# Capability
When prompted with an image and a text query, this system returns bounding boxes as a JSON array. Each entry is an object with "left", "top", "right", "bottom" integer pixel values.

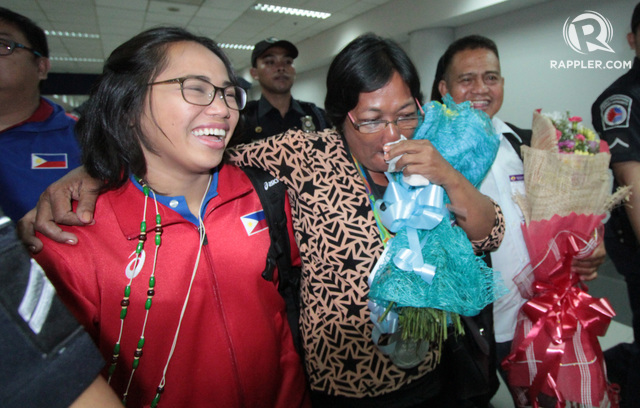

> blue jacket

[{"left": 0, "top": 98, "right": 81, "bottom": 222}]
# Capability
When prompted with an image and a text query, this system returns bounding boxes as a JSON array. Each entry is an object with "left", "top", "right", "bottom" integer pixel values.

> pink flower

[
  {"left": 576, "top": 134, "right": 585, "bottom": 141},
  {"left": 588, "top": 140, "right": 600, "bottom": 153},
  {"left": 556, "top": 129, "right": 562, "bottom": 140},
  {"left": 568, "top": 116, "right": 582, "bottom": 122},
  {"left": 558, "top": 140, "right": 576, "bottom": 152}
]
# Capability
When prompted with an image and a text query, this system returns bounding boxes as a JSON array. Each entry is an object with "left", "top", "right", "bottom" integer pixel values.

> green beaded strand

[
  {"left": 129, "top": 209, "right": 162, "bottom": 375},
  {"left": 107, "top": 343, "right": 120, "bottom": 379},
  {"left": 155, "top": 214, "right": 162, "bottom": 246},
  {"left": 108, "top": 282, "right": 132, "bottom": 383},
  {"left": 147, "top": 210, "right": 165, "bottom": 405},
  {"left": 109, "top": 177, "right": 155, "bottom": 402},
  {"left": 111, "top": 178, "right": 170, "bottom": 406},
  {"left": 150, "top": 386, "right": 164, "bottom": 408}
]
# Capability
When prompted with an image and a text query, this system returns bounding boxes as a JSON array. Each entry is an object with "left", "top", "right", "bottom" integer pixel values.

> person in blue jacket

[{"left": 0, "top": 7, "right": 81, "bottom": 222}]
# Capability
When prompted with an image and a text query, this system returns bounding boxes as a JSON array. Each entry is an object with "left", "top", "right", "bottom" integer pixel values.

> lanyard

[{"left": 352, "top": 155, "right": 393, "bottom": 247}]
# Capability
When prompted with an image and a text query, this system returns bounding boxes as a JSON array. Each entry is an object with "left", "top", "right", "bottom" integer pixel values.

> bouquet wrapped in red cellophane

[{"left": 502, "top": 111, "right": 630, "bottom": 408}]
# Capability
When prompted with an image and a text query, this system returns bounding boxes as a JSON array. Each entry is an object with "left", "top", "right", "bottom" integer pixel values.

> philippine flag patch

[
  {"left": 31, "top": 153, "right": 69, "bottom": 169},
  {"left": 601, "top": 94, "right": 631, "bottom": 130},
  {"left": 241, "top": 210, "right": 268, "bottom": 236}
]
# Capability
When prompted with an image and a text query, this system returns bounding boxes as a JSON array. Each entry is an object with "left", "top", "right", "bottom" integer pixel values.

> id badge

[
  {"left": 509, "top": 174, "right": 526, "bottom": 196},
  {"left": 509, "top": 173, "right": 526, "bottom": 220}
]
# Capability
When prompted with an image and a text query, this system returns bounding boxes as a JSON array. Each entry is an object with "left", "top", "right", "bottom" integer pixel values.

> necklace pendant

[{"left": 125, "top": 250, "right": 146, "bottom": 279}]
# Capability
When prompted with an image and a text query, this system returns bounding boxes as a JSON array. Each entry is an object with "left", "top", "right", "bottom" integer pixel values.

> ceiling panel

[
  {"left": 94, "top": 0, "right": 149, "bottom": 10},
  {"left": 3, "top": 0, "right": 398, "bottom": 73},
  {"left": 147, "top": 1, "right": 199, "bottom": 15},
  {"left": 200, "top": 0, "right": 253, "bottom": 10}
]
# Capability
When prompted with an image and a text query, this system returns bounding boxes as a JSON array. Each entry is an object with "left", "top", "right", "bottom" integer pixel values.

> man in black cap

[
  {"left": 591, "top": 3, "right": 640, "bottom": 407},
  {"left": 230, "top": 37, "right": 330, "bottom": 146}
]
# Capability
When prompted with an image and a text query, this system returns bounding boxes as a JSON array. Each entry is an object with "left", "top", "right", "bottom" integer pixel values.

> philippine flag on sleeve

[
  {"left": 31, "top": 153, "right": 69, "bottom": 169},
  {"left": 241, "top": 210, "right": 268, "bottom": 236}
]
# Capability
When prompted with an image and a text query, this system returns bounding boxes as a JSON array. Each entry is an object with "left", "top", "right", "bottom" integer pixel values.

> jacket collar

[
  {"left": 111, "top": 163, "right": 253, "bottom": 239},
  {"left": 256, "top": 94, "right": 305, "bottom": 119}
]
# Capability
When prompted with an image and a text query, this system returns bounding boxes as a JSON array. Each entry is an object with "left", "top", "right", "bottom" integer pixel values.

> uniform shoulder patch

[{"left": 600, "top": 94, "right": 632, "bottom": 130}]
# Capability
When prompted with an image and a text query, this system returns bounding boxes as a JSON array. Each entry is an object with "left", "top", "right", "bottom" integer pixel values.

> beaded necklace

[{"left": 109, "top": 176, "right": 210, "bottom": 407}]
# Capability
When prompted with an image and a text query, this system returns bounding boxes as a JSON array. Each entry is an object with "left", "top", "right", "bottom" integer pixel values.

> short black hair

[
  {"left": 430, "top": 35, "right": 499, "bottom": 102},
  {"left": 325, "top": 33, "right": 422, "bottom": 133},
  {"left": 77, "top": 26, "right": 239, "bottom": 192},
  {"left": 0, "top": 7, "right": 48, "bottom": 57},
  {"left": 632, "top": 2, "right": 640, "bottom": 34}
]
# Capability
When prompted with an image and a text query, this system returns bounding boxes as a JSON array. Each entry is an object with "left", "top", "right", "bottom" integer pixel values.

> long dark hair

[
  {"left": 77, "top": 26, "right": 239, "bottom": 191},
  {"left": 325, "top": 33, "right": 422, "bottom": 133}
]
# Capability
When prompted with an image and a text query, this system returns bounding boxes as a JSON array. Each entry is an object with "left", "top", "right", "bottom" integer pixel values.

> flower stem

[{"left": 378, "top": 301, "right": 395, "bottom": 323}]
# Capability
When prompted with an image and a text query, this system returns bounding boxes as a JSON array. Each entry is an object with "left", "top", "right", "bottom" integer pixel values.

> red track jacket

[{"left": 35, "top": 164, "right": 309, "bottom": 408}]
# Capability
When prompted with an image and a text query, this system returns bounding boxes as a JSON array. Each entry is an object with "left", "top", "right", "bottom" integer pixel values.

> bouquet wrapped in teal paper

[{"left": 368, "top": 94, "right": 506, "bottom": 367}]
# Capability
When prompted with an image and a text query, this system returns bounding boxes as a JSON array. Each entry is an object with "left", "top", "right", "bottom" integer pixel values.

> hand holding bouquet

[
  {"left": 368, "top": 95, "right": 506, "bottom": 368},
  {"left": 504, "top": 111, "right": 629, "bottom": 408}
]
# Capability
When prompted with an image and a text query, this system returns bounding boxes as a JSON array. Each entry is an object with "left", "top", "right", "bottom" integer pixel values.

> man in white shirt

[{"left": 433, "top": 34, "right": 605, "bottom": 402}]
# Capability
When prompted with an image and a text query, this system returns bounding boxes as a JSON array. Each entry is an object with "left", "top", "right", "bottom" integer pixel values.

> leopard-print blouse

[{"left": 227, "top": 129, "right": 505, "bottom": 398}]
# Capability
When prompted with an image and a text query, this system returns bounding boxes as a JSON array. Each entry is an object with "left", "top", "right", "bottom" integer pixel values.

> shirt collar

[
  {"left": 2, "top": 97, "right": 54, "bottom": 132},
  {"left": 129, "top": 170, "right": 220, "bottom": 226},
  {"left": 289, "top": 98, "right": 306, "bottom": 115},
  {"left": 492, "top": 116, "right": 522, "bottom": 143},
  {"left": 256, "top": 95, "right": 305, "bottom": 118}
]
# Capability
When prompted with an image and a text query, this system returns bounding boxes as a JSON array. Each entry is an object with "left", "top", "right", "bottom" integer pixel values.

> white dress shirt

[{"left": 480, "top": 117, "right": 531, "bottom": 343}]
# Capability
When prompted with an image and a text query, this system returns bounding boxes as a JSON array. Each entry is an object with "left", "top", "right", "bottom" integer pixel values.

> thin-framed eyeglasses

[
  {"left": 147, "top": 76, "right": 247, "bottom": 111},
  {"left": 348, "top": 99, "right": 425, "bottom": 134},
  {"left": 0, "top": 39, "right": 43, "bottom": 57}
]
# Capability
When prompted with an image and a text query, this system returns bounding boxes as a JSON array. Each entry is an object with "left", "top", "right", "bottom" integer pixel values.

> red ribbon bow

[{"left": 503, "top": 259, "right": 615, "bottom": 407}]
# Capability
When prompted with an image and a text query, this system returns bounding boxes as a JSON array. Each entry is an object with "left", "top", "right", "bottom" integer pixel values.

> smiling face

[
  {"left": 438, "top": 47, "right": 504, "bottom": 119},
  {"left": 342, "top": 71, "right": 418, "bottom": 178},
  {"left": 141, "top": 41, "right": 238, "bottom": 181}
]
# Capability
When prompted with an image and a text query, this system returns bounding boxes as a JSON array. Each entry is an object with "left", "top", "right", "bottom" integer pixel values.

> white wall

[
  {"left": 292, "top": 64, "right": 330, "bottom": 108},
  {"left": 291, "top": 0, "right": 636, "bottom": 131},
  {"left": 455, "top": 0, "right": 636, "bottom": 128}
]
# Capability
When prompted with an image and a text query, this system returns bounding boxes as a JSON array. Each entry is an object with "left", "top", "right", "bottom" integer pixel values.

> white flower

[{"left": 541, "top": 111, "right": 564, "bottom": 123}]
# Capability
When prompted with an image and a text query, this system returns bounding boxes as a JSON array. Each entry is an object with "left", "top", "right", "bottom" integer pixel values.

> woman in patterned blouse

[{"left": 227, "top": 33, "right": 504, "bottom": 408}]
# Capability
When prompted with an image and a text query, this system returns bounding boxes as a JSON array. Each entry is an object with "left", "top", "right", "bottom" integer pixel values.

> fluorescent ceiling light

[
  {"left": 45, "top": 30, "right": 100, "bottom": 39},
  {"left": 50, "top": 94, "right": 88, "bottom": 109},
  {"left": 218, "top": 43, "right": 254, "bottom": 50},
  {"left": 254, "top": 3, "right": 331, "bottom": 19},
  {"left": 50, "top": 56, "right": 104, "bottom": 63}
]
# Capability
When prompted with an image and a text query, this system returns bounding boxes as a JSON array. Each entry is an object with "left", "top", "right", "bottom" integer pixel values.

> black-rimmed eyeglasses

[
  {"left": 0, "top": 40, "right": 43, "bottom": 57},
  {"left": 148, "top": 76, "right": 247, "bottom": 111}
]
